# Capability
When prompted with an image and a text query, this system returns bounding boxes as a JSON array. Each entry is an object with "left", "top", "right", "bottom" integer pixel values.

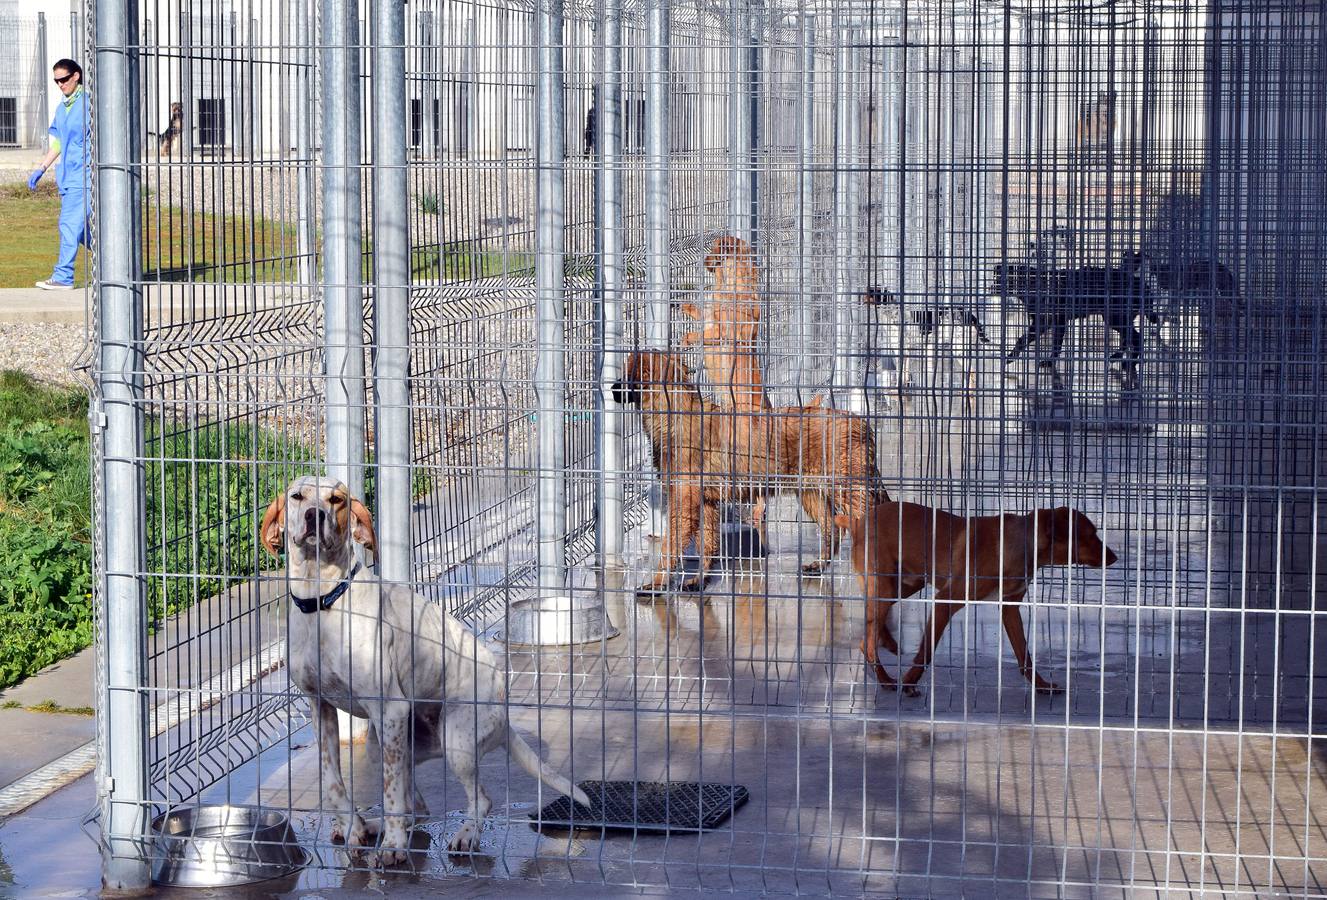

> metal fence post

[
  {"left": 645, "top": 0, "right": 670, "bottom": 349},
  {"left": 845, "top": 35, "right": 864, "bottom": 410},
  {"left": 37, "top": 13, "right": 49, "bottom": 148},
  {"left": 179, "top": 1, "right": 192, "bottom": 157},
  {"left": 295, "top": 0, "right": 314, "bottom": 286},
  {"left": 95, "top": 0, "right": 150, "bottom": 888},
  {"left": 321, "top": 0, "right": 365, "bottom": 502},
  {"left": 644, "top": 0, "right": 670, "bottom": 538},
  {"left": 596, "top": 0, "right": 625, "bottom": 569},
  {"left": 69, "top": 3, "right": 82, "bottom": 65},
  {"left": 420, "top": 11, "right": 437, "bottom": 159},
  {"left": 322, "top": 0, "right": 367, "bottom": 742},
  {"left": 728, "top": 0, "right": 757, "bottom": 243},
  {"left": 535, "top": 0, "right": 568, "bottom": 596},
  {"left": 831, "top": 16, "right": 861, "bottom": 408},
  {"left": 370, "top": 0, "right": 412, "bottom": 587},
  {"left": 797, "top": 13, "right": 815, "bottom": 395}
]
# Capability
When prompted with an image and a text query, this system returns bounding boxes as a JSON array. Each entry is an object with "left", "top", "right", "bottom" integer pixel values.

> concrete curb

[{"left": 0, "top": 641, "right": 287, "bottom": 819}]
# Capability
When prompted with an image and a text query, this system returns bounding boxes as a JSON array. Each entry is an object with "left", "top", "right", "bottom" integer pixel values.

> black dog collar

[{"left": 291, "top": 563, "right": 361, "bottom": 615}]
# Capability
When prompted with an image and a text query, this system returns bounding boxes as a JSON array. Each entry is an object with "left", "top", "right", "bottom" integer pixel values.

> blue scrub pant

[{"left": 52, "top": 188, "right": 88, "bottom": 285}]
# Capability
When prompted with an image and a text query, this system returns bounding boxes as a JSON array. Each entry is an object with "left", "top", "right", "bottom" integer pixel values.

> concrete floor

[{"left": 57, "top": 546, "right": 1323, "bottom": 897}]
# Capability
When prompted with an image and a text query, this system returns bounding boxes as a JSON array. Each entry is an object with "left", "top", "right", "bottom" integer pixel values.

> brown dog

[
  {"left": 612, "top": 349, "right": 886, "bottom": 592},
  {"left": 677, "top": 236, "right": 769, "bottom": 411},
  {"left": 158, "top": 101, "right": 183, "bottom": 156},
  {"left": 835, "top": 502, "right": 1118, "bottom": 694}
]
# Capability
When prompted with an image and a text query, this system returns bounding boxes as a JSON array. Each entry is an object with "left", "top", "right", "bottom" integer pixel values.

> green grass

[
  {"left": 0, "top": 371, "right": 318, "bottom": 689},
  {"left": 406, "top": 240, "right": 534, "bottom": 281},
  {"left": 141, "top": 202, "right": 299, "bottom": 283},
  {"left": 145, "top": 421, "right": 314, "bottom": 622},
  {"left": 0, "top": 183, "right": 298, "bottom": 288},
  {"left": 21, "top": 699, "right": 95, "bottom": 716},
  {"left": 0, "top": 371, "right": 94, "bottom": 689}
]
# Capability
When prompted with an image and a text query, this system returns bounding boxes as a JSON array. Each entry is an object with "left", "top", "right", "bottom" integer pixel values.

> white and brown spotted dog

[{"left": 261, "top": 475, "right": 589, "bottom": 864}]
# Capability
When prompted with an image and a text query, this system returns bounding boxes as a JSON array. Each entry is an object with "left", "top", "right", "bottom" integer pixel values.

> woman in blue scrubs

[{"left": 28, "top": 58, "right": 89, "bottom": 291}]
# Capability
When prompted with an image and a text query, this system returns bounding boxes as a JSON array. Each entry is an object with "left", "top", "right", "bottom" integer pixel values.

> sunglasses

[{"left": 54, "top": 73, "right": 75, "bottom": 85}]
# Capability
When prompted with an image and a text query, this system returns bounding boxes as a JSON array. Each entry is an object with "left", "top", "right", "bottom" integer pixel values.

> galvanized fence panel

[{"left": 88, "top": 0, "right": 1326, "bottom": 894}]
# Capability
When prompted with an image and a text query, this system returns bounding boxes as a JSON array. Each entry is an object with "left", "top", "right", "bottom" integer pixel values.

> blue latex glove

[{"left": 27, "top": 168, "right": 43, "bottom": 191}]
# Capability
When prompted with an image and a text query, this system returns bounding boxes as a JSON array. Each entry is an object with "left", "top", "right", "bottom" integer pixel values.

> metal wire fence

[
  {"left": 0, "top": 13, "right": 50, "bottom": 148},
  {"left": 86, "top": 0, "right": 1325, "bottom": 894}
]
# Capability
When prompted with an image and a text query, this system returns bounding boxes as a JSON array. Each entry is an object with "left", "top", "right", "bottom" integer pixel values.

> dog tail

[{"left": 507, "top": 726, "right": 592, "bottom": 807}]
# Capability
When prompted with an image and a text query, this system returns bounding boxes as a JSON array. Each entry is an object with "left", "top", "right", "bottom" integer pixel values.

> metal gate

[{"left": 88, "top": 0, "right": 1326, "bottom": 894}]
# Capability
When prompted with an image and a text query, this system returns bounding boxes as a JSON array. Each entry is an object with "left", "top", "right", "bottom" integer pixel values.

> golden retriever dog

[
  {"left": 677, "top": 235, "right": 769, "bottom": 411},
  {"left": 611, "top": 350, "right": 887, "bottom": 592}
]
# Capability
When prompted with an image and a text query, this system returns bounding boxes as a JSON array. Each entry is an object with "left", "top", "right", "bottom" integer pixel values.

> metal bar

[
  {"left": 844, "top": 34, "right": 863, "bottom": 410},
  {"left": 728, "top": 0, "right": 757, "bottom": 242},
  {"left": 295, "top": 0, "right": 314, "bottom": 286},
  {"left": 644, "top": 0, "right": 670, "bottom": 349},
  {"left": 596, "top": 0, "right": 625, "bottom": 569},
  {"left": 535, "top": 0, "right": 567, "bottom": 596},
  {"left": 37, "top": 13, "right": 49, "bottom": 141},
  {"left": 370, "top": 0, "right": 412, "bottom": 586},
  {"left": 832, "top": 13, "right": 853, "bottom": 403},
  {"left": 69, "top": 4, "right": 80, "bottom": 63},
  {"left": 95, "top": 0, "right": 150, "bottom": 887},
  {"left": 797, "top": 12, "right": 815, "bottom": 397},
  {"left": 321, "top": 0, "right": 365, "bottom": 501},
  {"left": 179, "top": 0, "right": 192, "bottom": 157},
  {"left": 644, "top": 0, "right": 670, "bottom": 540}
]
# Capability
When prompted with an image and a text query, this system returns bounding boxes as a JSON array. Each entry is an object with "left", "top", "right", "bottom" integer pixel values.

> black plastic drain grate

[{"left": 529, "top": 781, "right": 750, "bottom": 835}]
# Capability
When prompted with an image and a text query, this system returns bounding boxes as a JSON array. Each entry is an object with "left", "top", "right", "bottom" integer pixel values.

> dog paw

[
  {"left": 800, "top": 560, "right": 826, "bottom": 576},
  {"left": 1036, "top": 681, "right": 1064, "bottom": 695},
  {"left": 896, "top": 683, "right": 922, "bottom": 698},
  {"left": 677, "top": 576, "right": 706, "bottom": 593},
  {"left": 447, "top": 822, "right": 483, "bottom": 854},
  {"left": 331, "top": 815, "right": 367, "bottom": 846},
  {"left": 373, "top": 828, "right": 411, "bottom": 866}
]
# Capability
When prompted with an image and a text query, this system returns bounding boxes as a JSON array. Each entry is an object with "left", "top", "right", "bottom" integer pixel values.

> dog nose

[
  {"left": 1104, "top": 546, "right": 1119, "bottom": 566},
  {"left": 305, "top": 507, "right": 327, "bottom": 534}
]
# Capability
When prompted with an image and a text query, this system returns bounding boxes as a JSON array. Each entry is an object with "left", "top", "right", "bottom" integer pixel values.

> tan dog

[
  {"left": 612, "top": 350, "right": 887, "bottom": 591},
  {"left": 677, "top": 236, "right": 769, "bottom": 411},
  {"left": 260, "top": 476, "right": 589, "bottom": 863},
  {"left": 835, "top": 502, "right": 1118, "bottom": 695}
]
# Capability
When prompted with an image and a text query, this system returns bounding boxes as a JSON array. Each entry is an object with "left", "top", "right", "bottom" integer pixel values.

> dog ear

[
  {"left": 1034, "top": 508, "right": 1055, "bottom": 555},
  {"left": 259, "top": 492, "right": 287, "bottom": 557},
  {"left": 1036, "top": 507, "right": 1074, "bottom": 558},
  {"left": 833, "top": 513, "right": 854, "bottom": 530},
  {"left": 349, "top": 497, "right": 378, "bottom": 554}
]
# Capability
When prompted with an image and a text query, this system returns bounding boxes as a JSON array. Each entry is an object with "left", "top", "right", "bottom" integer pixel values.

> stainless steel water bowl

[
  {"left": 151, "top": 805, "right": 307, "bottom": 887},
  {"left": 502, "top": 595, "right": 620, "bottom": 646}
]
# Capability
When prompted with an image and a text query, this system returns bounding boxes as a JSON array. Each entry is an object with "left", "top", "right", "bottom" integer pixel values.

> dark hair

[{"left": 53, "top": 59, "right": 83, "bottom": 82}]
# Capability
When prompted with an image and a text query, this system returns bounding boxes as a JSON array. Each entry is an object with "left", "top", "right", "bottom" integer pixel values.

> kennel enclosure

[{"left": 82, "top": 0, "right": 1327, "bottom": 893}]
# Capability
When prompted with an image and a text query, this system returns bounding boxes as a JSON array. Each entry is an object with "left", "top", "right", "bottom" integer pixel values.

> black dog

[
  {"left": 993, "top": 263, "right": 1158, "bottom": 382},
  {"left": 862, "top": 287, "right": 992, "bottom": 344},
  {"left": 1121, "top": 250, "right": 1237, "bottom": 299}
]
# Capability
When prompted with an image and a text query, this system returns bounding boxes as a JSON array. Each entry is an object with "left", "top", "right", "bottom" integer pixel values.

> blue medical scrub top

[{"left": 48, "top": 86, "right": 89, "bottom": 195}]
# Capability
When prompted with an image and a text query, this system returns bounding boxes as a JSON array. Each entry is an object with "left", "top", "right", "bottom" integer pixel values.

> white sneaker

[{"left": 35, "top": 279, "right": 76, "bottom": 291}]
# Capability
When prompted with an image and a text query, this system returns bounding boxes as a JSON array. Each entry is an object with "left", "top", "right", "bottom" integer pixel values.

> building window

[
  {"left": 197, "top": 98, "right": 226, "bottom": 147},
  {"left": 410, "top": 97, "right": 442, "bottom": 153},
  {"left": 0, "top": 98, "right": 16, "bottom": 147}
]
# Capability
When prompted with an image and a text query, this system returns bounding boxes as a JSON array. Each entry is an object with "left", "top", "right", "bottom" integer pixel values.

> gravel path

[{"left": 0, "top": 323, "right": 89, "bottom": 389}]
